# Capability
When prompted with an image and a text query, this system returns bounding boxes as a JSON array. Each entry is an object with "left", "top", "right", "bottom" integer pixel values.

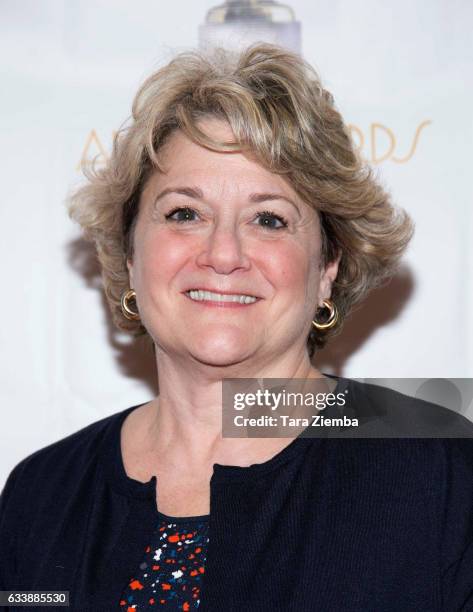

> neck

[{"left": 138, "top": 343, "right": 326, "bottom": 470}]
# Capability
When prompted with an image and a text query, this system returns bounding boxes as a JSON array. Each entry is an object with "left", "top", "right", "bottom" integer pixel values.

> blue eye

[
  {"left": 165, "top": 207, "right": 198, "bottom": 223},
  {"left": 254, "top": 210, "right": 288, "bottom": 230}
]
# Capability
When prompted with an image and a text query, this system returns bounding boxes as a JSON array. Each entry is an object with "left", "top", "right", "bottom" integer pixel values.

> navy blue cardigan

[{"left": 1, "top": 378, "right": 473, "bottom": 611}]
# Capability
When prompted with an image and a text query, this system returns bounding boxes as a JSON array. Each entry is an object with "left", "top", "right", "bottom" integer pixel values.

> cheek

[
  {"left": 258, "top": 240, "right": 319, "bottom": 294},
  {"left": 133, "top": 230, "right": 190, "bottom": 289}
]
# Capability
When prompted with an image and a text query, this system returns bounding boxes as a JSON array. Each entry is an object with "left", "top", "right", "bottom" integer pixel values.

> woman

[{"left": 1, "top": 43, "right": 472, "bottom": 611}]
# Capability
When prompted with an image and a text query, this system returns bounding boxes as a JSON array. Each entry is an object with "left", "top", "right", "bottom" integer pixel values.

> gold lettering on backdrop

[
  {"left": 391, "top": 120, "right": 432, "bottom": 163},
  {"left": 347, "top": 120, "right": 432, "bottom": 164},
  {"left": 347, "top": 124, "right": 364, "bottom": 152},
  {"left": 76, "top": 130, "right": 110, "bottom": 171},
  {"left": 370, "top": 123, "right": 396, "bottom": 164},
  {"left": 78, "top": 123, "right": 432, "bottom": 170}
]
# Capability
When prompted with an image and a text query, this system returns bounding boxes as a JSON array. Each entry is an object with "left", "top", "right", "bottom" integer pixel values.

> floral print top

[{"left": 119, "top": 512, "right": 210, "bottom": 610}]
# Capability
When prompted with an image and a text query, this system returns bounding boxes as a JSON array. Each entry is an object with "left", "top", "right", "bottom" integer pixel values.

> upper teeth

[{"left": 187, "top": 290, "right": 257, "bottom": 304}]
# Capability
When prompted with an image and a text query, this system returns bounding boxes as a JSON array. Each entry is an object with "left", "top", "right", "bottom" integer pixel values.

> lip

[
  {"left": 182, "top": 288, "right": 262, "bottom": 308},
  {"left": 182, "top": 287, "right": 262, "bottom": 298}
]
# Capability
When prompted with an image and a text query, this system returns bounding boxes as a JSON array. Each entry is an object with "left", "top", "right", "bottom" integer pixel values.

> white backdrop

[{"left": 1, "top": 0, "right": 472, "bottom": 486}]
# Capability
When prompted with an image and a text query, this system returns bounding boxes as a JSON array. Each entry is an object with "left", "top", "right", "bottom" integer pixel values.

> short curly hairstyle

[{"left": 68, "top": 43, "right": 413, "bottom": 358}]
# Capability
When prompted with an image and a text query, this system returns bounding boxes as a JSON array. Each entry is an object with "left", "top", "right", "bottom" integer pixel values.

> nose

[{"left": 195, "top": 222, "right": 251, "bottom": 274}]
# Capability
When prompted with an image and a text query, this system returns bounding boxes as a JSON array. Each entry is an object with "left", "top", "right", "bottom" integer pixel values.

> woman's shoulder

[
  {"left": 0, "top": 404, "right": 142, "bottom": 590},
  {"left": 317, "top": 377, "right": 473, "bottom": 497},
  {"left": 339, "top": 377, "right": 473, "bottom": 439},
  {"left": 1, "top": 404, "right": 140, "bottom": 502}
]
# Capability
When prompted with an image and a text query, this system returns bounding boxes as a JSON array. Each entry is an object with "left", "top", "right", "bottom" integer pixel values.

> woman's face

[{"left": 128, "top": 118, "right": 339, "bottom": 367}]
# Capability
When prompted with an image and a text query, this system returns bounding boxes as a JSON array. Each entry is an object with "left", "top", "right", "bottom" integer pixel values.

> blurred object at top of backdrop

[{"left": 199, "top": 0, "right": 301, "bottom": 53}]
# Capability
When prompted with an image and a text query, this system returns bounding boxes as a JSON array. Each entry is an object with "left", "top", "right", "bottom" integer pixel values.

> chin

[{"left": 186, "top": 328, "right": 254, "bottom": 367}]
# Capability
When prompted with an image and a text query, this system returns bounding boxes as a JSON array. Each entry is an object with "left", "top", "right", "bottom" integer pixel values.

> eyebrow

[
  {"left": 153, "top": 186, "right": 301, "bottom": 215},
  {"left": 154, "top": 186, "right": 204, "bottom": 202}
]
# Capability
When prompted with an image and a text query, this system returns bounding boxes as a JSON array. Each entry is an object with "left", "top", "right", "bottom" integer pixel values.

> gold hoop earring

[
  {"left": 121, "top": 289, "right": 140, "bottom": 321},
  {"left": 311, "top": 299, "right": 338, "bottom": 331}
]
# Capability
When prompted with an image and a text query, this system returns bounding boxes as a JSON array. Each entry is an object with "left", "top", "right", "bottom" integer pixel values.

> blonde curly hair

[{"left": 68, "top": 43, "right": 413, "bottom": 357}]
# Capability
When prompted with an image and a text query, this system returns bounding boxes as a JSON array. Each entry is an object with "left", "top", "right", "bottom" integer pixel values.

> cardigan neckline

[{"left": 101, "top": 375, "right": 349, "bottom": 499}]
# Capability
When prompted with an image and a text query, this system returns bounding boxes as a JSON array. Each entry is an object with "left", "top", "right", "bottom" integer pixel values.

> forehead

[{"left": 151, "top": 119, "right": 299, "bottom": 197}]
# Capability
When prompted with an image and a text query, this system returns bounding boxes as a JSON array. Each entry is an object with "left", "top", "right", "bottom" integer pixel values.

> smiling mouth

[{"left": 185, "top": 289, "right": 259, "bottom": 305}]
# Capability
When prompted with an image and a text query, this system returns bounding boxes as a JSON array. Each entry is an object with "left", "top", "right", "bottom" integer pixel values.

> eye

[
  {"left": 164, "top": 206, "right": 199, "bottom": 223},
  {"left": 254, "top": 210, "right": 288, "bottom": 230}
]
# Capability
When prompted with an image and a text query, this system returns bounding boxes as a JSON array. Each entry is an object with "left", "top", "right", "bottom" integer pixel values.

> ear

[
  {"left": 318, "top": 251, "right": 342, "bottom": 305},
  {"left": 126, "top": 257, "right": 134, "bottom": 290}
]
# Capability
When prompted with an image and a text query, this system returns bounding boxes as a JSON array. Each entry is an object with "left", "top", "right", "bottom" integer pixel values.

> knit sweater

[{"left": 1, "top": 378, "right": 473, "bottom": 611}]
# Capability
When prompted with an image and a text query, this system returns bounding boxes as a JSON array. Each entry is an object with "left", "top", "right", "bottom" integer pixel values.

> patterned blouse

[{"left": 119, "top": 512, "right": 210, "bottom": 610}]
